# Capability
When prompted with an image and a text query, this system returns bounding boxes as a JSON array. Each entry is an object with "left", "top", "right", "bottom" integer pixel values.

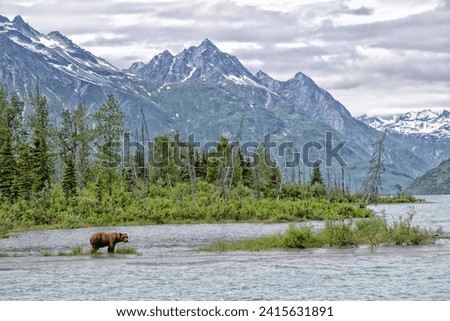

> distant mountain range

[
  {"left": 358, "top": 109, "right": 450, "bottom": 140},
  {"left": 407, "top": 157, "right": 450, "bottom": 195},
  {"left": 1, "top": 15, "right": 449, "bottom": 193},
  {"left": 358, "top": 110, "right": 450, "bottom": 171}
]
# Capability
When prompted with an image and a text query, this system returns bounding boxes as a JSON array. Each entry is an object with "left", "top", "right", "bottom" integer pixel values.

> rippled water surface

[{"left": 1, "top": 195, "right": 449, "bottom": 300}]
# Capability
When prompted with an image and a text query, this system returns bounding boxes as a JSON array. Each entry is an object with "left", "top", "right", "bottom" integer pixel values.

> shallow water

[{"left": 1, "top": 195, "right": 449, "bottom": 300}]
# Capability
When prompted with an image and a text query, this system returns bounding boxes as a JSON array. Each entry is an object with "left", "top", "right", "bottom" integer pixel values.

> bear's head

[{"left": 119, "top": 233, "right": 129, "bottom": 243}]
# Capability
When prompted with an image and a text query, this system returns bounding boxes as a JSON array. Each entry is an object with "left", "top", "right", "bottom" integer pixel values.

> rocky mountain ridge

[
  {"left": 359, "top": 109, "right": 450, "bottom": 140},
  {"left": 1, "top": 15, "right": 444, "bottom": 192}
]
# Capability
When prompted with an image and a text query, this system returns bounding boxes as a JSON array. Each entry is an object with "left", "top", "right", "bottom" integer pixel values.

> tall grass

[
  {"left": 202, "top": 211, "right": 442, "bottom": 252},
  {"left": 52, "top": 246, "right": 139, "bottom": 256},
  {"left": 114, "top": 247, "right": 138, "bottom": 255}
]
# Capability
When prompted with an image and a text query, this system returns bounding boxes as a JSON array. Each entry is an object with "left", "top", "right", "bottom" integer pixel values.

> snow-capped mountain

[
  {"left": 1, "top": 15, "right": 444, "bottom": 192},
  {"left": 359, "top": 109, "right": 450, "bottom": 140},
  {"left": 255, "top": 70, "right": 371, "bottom": 144},
  {"left": 0, "top": 15, "right": 179, "bottom": 134},
  {"left": 128, "top": 41, "right": 378, "bottom": 147},
  {"left": 125, "top": 39, "right": 261, "bottom": 87},
  {"left": 1, "top": 15, "right": 119, "bottom": 84}
]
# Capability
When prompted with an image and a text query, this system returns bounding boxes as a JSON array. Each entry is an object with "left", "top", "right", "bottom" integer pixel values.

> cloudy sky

[{"left": 2, "top": 0, "right": 450, "bottom": 116}]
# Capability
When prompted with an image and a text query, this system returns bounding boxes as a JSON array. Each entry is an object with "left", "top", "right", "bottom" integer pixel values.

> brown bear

[{"left": 90, "top": 232, "right": 128, "bottom": 254}]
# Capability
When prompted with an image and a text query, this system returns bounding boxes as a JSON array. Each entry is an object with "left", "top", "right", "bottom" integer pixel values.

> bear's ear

[{"left": 119, "top": 233, "right": 122, "bottom": 238}]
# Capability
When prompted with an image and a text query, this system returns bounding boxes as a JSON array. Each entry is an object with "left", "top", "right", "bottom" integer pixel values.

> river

[{"left": 0, "top": 195, "right": 449, "bottom": 300}]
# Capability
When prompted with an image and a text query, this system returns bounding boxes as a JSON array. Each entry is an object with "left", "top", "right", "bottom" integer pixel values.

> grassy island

[
  {"left": 202, "top": 212, "right": 442, "bottom": 251},
  {"left": 369, "top": 195, "right": 424, "bottom": 204},
  {"left": 4, "top": 88, "right": 422, "bottom": 238},
  {"left": 1, "top": 181, "right": 372, "bottom": 233},
  {"left": 0, "top": 87, "right": 376, "bottom": 235}
]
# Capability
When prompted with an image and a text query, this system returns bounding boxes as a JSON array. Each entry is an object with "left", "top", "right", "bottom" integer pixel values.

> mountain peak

[
  {"left": 0, "top": 15, "right": 10, "bottom": 23},
  {"left": 360, "top": 109, "right": 450, "bottom": 139},
  {"left": 124, "top": 61, "right": 145, "bottom": 74},
  {"left": 199, "top": 38, "right": 217, "bottom": 49},
  {"left": 132, "top": 39, "right": 257, "bottom": 85},
  {"left": 47, "top": 31, "right": 74, "bottom": 45},
  {"left": 255, "top": 70, "right": 283, "bottom": 91},
  {"left": 417, "top": 109, "right": 437, "bottom": 120},
  {"left": 255, "top": 70, "right": 271, "bottom": 79},
  {"left": 192, "top": 38, "right": 221, "bottom": 58},
  {"left": 293, "top": 71, "right": 310, "bottom": 80},
  {"left": 160, "top": 49, "right": 173, "bottom": 58},
  {"left": 47, "top": 30, "right": 65, "bottom": 38},
  {"left": 201, "top": 38, "right": 213, "bottom": 44},
  {"left": 12, "top": 15, "right": 26, "bottom": 25},
  {"left": 9, "top": 15, "right": 40, "bottom": 40}
]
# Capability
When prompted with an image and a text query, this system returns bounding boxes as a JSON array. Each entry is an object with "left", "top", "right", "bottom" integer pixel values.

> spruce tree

[
  {"left": 58, "top": 104, "right": 92, "bottom": 197},
  {"left": 256, "top": 146, "right": 282, "bottom": 198},
  {"left": 207, "top": 136, "right": 232, "bottom": 185},
  {"left": 0, "top": 88, "right": 24, "bottom": 203},
  {"left": 239, "top": 149, "right": 254, "bottom": 188},
  {"left": 73, "top": 104, "right": 92, "bottom": 190},
  {"left": 0, "top": 88, "right": 14, "bottom": 202},
  {"left": 62, "top": 156, "right": 77, "bottom": 199},
  {"left": 0, "top": 129, "right": 15, "bottom": 203},
  {"left": 149, "top": 134, "right": 179, "bottom": 186},
  {"left": 310, "top": 161, "right": 324, "bottom": 186},
  {"left": 15, "top": 138, "right": 34, "bottom": 202},
  {"left": 28, "top": 83, "right": 53, "bottom": 194},
  {"left": 93, "top": 94, "right": 124, "bottom": 196}
]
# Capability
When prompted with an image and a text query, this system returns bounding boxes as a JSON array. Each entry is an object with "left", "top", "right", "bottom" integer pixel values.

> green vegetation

[
  {"left": 3, "top": 183, "right": 371, "bottom": 231},
  {"left": 202, "top": 211, "right": 442, "bottom": 252},
  {"left": 0, "top": 215, "right": 13, "bottom": 237},
  {"left": 37, "top": 246, "right": 139, "bottom": 256},
  {"left": 114, "top": 246, "right": 139, "bottom": 255},
  {"left": 373, "top": 195, "right": 424, "bottom": 204},
  {"left": 407, "top": 157, "right": 450, "bottom": 195},
  {"left": 57, "top": 246, "right": 85, "bottom": 256},
  {"left": 40, "top": 250, "right": 53, "bottom": 256},
  {"left": 0, "top": 86, "right": 372, "bottom": 236}
]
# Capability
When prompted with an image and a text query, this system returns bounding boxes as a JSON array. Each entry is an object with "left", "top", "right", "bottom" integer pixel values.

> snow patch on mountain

[
  {"left": 126, "top": 38, "right": 261, "bottom": 88},
  {"left": 359, "top": 109, "right": 450, "bottom": 139},
  {"left": 0, "top": 15, "right": 119, "bottom": 84}
]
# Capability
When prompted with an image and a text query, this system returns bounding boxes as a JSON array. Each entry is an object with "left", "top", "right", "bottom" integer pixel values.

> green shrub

[
  {"left": 355, "top": 216, "right": 389, "bottom": 246},
  {"left": 323, "top": 221, "right": 357, "bottom": 247},
  {"left": 282, "top": 225, "right": 318, "bottom": 248},
  {"left": 202, "top": 211, "right": 441, "bottom": 251},
  {"left": 387, "top": 211, "right": 437, "bottom": 245},
  {"left": 71, "top": 246, "right": 84, "bottom": 256},
  {"left": 114, "top": 247, "right": 138, "bottom": 255},
  {"left": 0, "top": 211, "right": 14, "bottom": 238},
  {"left": 2, "top": 178, "right": 374, "bottom": 231},
  {"left": 40, "top": 250, "right": 53, "bottom": 256}
]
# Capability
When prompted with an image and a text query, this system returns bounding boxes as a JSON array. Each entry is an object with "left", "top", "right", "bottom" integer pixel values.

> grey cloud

[
  {"left": 301, "top": 2, "right": 450, "bottom": 92},
  {"left": 332, "top": 4, "right": 374, "bottom": 16},
  {"left": 318, "top": 4, "right": 450, "bottom": 54},
  {"left": 2, "top": 0, "right": 449, "bottom": 115},
  {"left": 96, "top": 0, "right": 304, "bottom": 67},
  {"left": 349, "top": 6, "right": 374, "bottom": 16}
]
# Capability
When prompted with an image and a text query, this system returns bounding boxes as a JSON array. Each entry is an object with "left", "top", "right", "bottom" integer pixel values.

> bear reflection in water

[{"left": 90, "top": 232, "right": 129, "bottom": 254}]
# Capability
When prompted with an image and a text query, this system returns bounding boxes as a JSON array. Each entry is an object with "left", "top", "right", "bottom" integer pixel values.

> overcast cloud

[{"left": 2, "top": 0, "right": 449, "bottom": 116}]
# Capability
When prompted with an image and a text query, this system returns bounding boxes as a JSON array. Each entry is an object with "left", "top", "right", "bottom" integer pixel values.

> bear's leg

[
  {"left": 108, "top": 245, "right": 115, "bottom": 254},
  {"left": 91, "top": 246, "right": 99, "bottom": 255}
]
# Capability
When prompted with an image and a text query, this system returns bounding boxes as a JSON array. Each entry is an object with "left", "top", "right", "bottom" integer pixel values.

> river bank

[{"left": 1, "top": 194, "right": 449, "bottom": 300}]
